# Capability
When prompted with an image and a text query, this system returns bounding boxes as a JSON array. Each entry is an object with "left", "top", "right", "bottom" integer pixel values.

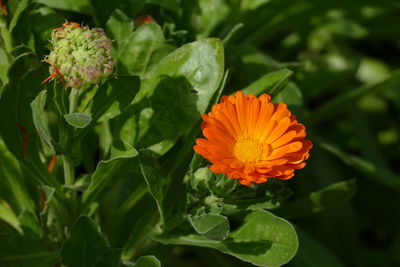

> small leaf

[
  {"left": 31, "top": 90, "right": 55, "bottom": 152},
  {"left": 135, "top": 255, "right": 161, "bottom": 267},
  {"left": 111, "top": 139, "right": 139, "bottom": 158},
  {"left": 60, "top": 216, "right": 109, "bottom": 267},
  {"left": 64, "top": 113, "right": 92, "bottom": 128},
  {"left": 188, "top": 213, "right": 230, "bottom": 240}
]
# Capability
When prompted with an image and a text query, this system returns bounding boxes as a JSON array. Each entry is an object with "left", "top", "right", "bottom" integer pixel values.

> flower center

[{"left": 233, "top": 138, "right": 263, "bottom": 164}]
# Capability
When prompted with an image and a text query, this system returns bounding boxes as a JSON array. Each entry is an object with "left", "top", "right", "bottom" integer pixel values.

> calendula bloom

[
  {"left": 194, "top": 91, "right": 313, "bottom": 186},
  {"left": 42, "top": 22, "right": 113, "bottom": 88}
]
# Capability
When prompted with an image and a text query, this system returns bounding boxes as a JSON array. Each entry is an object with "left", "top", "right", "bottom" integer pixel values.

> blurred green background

[
  {"left": 1, "top": 0, "right": 400, "bottom": 266},
  {"left": 140, "top": 1, "right": 400, "bottom": 266}
]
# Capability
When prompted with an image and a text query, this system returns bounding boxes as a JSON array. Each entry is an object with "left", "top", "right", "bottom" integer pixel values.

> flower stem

[{"left": 62, "top": 88, "right": 79, "bottom": 186}]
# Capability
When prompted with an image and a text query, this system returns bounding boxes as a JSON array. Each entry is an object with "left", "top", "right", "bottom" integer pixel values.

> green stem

[{"left": 62, "top": 88, "right": 79, "bottom": 186}]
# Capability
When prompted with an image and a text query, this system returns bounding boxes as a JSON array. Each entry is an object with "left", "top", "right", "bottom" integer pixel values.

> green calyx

[{"left": 45, "top": 23, "right": 113, "bottom": 89}]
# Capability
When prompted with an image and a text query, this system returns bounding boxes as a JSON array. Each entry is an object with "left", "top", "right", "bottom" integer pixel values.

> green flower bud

[{"left": 44, "top": 22, "right": 113, "bottom": 89}]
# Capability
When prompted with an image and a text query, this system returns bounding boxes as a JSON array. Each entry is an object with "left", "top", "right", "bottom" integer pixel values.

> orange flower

[{"left": 194, "top": 91, "right": 312, "bottom": 186}]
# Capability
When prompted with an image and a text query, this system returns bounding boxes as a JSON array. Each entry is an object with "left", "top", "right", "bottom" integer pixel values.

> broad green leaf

[
  {"left": 82, "top": 141, "right": 139, "bottom": 209},
  {"left": 141, "top": 38, "right": 224, "bottom": 117},
  {"left": 75, "top": 76, "right": 140, "bottom": 141},
  {"left": 31, "top": 90, "right": 55, "bottom": 152},
  {"left": 135, "top": 255, "right": 161, "bottom": 267},
  {"left": 64, "top": 112, "right": 92, "bottom": 128},
  {"left": 0, "top": 53, "right": 61, "bottom": 191},
  {"left": 34, "top": 0, "right": 91, "bottom": 14},
  {"left": 188, "top": 0, "right": 230, "bottom": 39},
  {"left": 156, "top": 210, "right": 298, "bottom": 267},
  {"left": 106, "top": 10, "right": 173, "bottom": 76},
  {"left": 188, "top": 214, "right": 230, "bottom": 241},
  {"left": 18, "top": 209, "right": 43, "bottom": 238},
  {"left": 0, "top": 197, "right": 22, "bottom": 234},
  {"left": 242, "top": 68, "right": 293, "bottom": 97},
  {"left": 136, "top": 38, "right": 224, "bottom": 154},
  {"left": 277, "top": 179, "right": 357, "bottom": 218},
  {"left": 60, "top": 216, "right": 109, "bottom": 267},
  {"left": 117, "top": 23, "right": 167, "bottom": 76}
]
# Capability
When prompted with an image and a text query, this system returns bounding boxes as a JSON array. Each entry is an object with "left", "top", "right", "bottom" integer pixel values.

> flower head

[
  {"left": 42, "top": 22, "right": 113, "bottom": 88},
  {"left": 194, "top": 91, "right": 312, "bottom": 186}
]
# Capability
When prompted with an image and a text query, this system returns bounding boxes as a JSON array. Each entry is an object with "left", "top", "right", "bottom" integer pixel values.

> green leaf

[
  {"left": 0, "top": 53, "right": 61, "bottom": 197},
  {"left": 277, "top": 179, "right": 357, "bottom": 218},
  {"left": 107, "top": 11, "right": 169, "bottom": 76},
  {"left": 82, "top": 141, "right": 139, "bottom": 209},
  {"left": 273, "top": 82, "right": 303, "bottom": 111},
  {"left": 241, "top": 68, "right": 293, "bottom": 97},
  {"left": 136, "top": 38, "right": 224, "bottom": 154},
  {"left": 64, "top": 112, "right": 92, "bottom": 128},
  {"left": 31, "top": 90, "right": 55, "bottom": 152},
  {"left": 34, "top": 0, "right": 91, "bottom": 14},
  {"left": 18, "top": 209, "right": 43, "bottom": 238},
  {"left": 75, "top": 76, "right": 140, "bottom": 141},
  {"left": 135, "top": 255, "right": 161, "bottom": 267},
  {"left": 0, "top": 197, "right": 22, "bottom": 234},
  {"left": 60, "top": 216, "right": 109, "bottom": 267},
  {"left": 9, "top": 0, "right": 30, "bottom": 33},
  {"left": 188, "top": 214, "right": 230, "bottom": 241},
  {"left": 143, "top": 38, "right": 224, "bottom": 114},
  {"left": 111, "top": 139, "right": 139, "bottom": 158},
  {"left": 138, "top": 150, "right": 165, "bottom": 229},
  {"left": 156, "top": 210, "right": 298, "bottom": 267}
]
